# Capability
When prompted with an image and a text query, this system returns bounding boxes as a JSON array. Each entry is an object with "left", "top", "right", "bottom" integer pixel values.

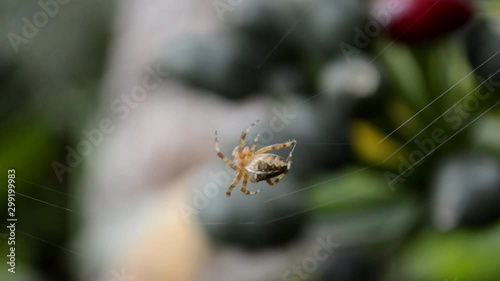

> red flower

[{"left": 375, "top": 0, "right": 474, "bottom": 42}]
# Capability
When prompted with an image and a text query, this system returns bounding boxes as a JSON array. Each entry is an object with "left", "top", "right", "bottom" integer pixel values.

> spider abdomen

[{"left": 246, "top": 153, "right": 289, "bottom": 183}]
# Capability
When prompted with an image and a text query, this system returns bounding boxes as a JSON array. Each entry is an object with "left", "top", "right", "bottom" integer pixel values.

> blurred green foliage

[{"left": 0, "top": 0, "right": 114, "bottom": 280}]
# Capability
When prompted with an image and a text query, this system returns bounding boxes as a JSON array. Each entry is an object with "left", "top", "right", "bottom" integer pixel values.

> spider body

[
  {"left": 245, "top": 154, "right": 289, "bottom": 183},
  {"left": 215, "top": 120, "right": 296, "bottom": 196}
]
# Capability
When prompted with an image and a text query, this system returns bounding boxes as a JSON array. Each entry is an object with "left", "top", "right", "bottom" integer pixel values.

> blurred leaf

[
  {"left": 307, "top": 200, "right": 421, "bottom": 247},
  {"left": 400, "top": 223, "right": 500, "bottom": 281},
  {"left": 351, "top": 119, "right": 407, "bottom": 169},
  {"left": 0, "top": 109, "right": 60, "bottom": 191},
  {"left": 375, "top": 39, "right": 429, "bottom": 113},
  {"left": 307, "top": 165, "right": 407, "bottom": 213},
  {"left": 386, "top": 99, "right": 424, "bottom": 140},
  {"left": 480, "top": 0, "right": 500, "bottom": 19},
  {"left": 471, "top": 112, "right": 500, "bottom": 156},
  {"left": 441, "top": 39, "right": 478, "bottom": 108}
]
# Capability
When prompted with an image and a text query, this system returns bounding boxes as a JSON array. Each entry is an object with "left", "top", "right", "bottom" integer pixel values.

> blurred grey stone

[
  {"left": 193, "top": 159, "right": 306, "bottom": 249},
  {"left": 431, "top": 152, "right": 500, "bottom": 231}
]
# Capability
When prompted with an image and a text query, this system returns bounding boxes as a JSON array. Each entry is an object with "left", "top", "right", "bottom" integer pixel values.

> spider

[{"left": 215, "top": 120, "right": 297, "bottom": 196}]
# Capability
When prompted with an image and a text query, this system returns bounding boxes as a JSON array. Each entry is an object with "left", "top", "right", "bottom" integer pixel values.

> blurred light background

[{"left": 1, "top": 0, "right": 500, "bottom": 281}]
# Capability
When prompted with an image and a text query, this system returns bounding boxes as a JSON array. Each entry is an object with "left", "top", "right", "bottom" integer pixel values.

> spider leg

[
  {"left": 226, "top": 171, "right": 243, "bottom": 197},
  {"left": 255, "top": 139, "right": 297, "bottom": 155},
  {"left": 250, "top": 133, "right": 260, "bottom": 152},
  {"left": 266, "top": 171, "right": 289, "bottom": 186},
  {"left": 241, "top": 172, "right": 262, "bottom": 195},
  {"left": 215, "top": 130, "right": 237, "bottom": 170},
  {"left": 263, "top": 141, "right": 295, "bottom": 186},
  {"left": 239, "top": 120, "right": 260, "bottom": 151},
  {"left": 285, "top": 140, "right": 296, "bottom": 162}
]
